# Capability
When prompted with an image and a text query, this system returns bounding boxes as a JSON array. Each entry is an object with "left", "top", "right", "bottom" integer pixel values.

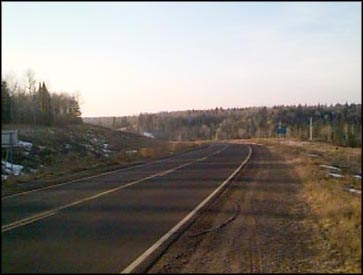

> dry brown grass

[
  {"left": 259, "top": 139, "right": 361, "bottom": 273},
  {"left": 139, "top": 142, "right": 200, "bottom": 159},
  {"left": 2, "top": 123, "right": 203, "bottom": 196}
]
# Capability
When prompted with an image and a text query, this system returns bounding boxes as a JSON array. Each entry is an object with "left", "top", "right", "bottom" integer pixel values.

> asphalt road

[
  {"left": 2, "top": 143, "right": 250, "bottom": 273},
  {"left": 148, "top": 143, "right": 310, "bottom": 273}
]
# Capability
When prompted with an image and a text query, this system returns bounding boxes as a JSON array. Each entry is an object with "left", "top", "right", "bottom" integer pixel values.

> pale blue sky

[{"left": 2, "top": 2, "right": 361, "bottom": 116}]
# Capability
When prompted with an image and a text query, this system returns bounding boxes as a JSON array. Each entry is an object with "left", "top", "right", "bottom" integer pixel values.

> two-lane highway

[{"left": 2, "top": 143, "right": 250, "bottom": 273}]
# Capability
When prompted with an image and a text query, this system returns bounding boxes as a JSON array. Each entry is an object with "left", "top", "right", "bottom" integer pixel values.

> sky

[{"left": 2, "top": 2, "right": 361, "bottom": 117}]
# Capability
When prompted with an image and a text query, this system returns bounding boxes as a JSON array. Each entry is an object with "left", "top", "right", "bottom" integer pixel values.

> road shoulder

[{"left": 148, "top": 144, "right": 319, "bottom": 273}]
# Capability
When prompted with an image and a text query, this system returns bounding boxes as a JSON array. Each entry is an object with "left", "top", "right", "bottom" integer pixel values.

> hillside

[
  {"left": 83, "top": 103, "right": 362, "bottom": 148},
  {"left": 1, "top": 123, "right": 199, "bottom": 196}
]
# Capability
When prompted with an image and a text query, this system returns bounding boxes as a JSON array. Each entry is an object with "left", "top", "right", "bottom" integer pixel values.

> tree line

[
  {"left": 2, "top": 72, "right": 82, "bottom": 126},
  {"left": 83, "top": 103, "right": 361, "bottom": 148}
]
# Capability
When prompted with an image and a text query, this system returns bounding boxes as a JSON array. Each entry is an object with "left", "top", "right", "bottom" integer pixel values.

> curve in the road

[{"left": 120, "top": 145, "right": 252, "bottom": 273}]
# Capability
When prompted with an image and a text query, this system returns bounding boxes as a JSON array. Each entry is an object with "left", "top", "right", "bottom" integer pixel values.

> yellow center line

[{"left": 2, "top": 145, "right": 228, "bottom": 233}]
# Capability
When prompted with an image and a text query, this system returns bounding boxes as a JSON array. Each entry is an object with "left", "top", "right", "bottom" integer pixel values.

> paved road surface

[
  {"left": 2, "top": 143, "right": 249, "bottom": 273},
  {"left": 148, "top": 144, "right": 314, "bottom": 273}
]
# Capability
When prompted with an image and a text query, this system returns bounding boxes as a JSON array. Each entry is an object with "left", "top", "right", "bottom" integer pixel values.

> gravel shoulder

[{"left": 148, "top": 144, "right": 319, "bottom": 273}]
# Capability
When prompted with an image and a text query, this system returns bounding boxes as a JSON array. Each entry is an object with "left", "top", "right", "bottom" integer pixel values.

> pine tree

[
  {"left": 1, "top": 81, "right": 12, "bottom": 123},
  {"left": 36, "top": 82, "right": 52, "bottom": 125}
]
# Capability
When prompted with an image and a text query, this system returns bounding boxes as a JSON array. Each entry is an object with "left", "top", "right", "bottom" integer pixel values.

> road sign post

[
  {"left": 276, "top": 127, "right": 287, "bottom": 138},
  {"left": 2, "top": 130, "right": 19, "bottom": 176}
]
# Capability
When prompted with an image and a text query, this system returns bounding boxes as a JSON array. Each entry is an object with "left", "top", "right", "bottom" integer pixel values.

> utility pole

[{"left": 309, "top": 117, "right": 313, "bottom": 141}]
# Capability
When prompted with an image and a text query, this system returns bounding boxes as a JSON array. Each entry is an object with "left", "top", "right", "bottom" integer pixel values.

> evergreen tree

[
  {"left": 1, "top": 81, "right": 12, "bottom": 124},
  {"left": 37, "top": 82, "right": 52, "bottom": 125}
]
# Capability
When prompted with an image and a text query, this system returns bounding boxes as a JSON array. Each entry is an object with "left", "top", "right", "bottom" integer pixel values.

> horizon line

[{"left": 81, "top": 101, "right": 362, "bottom": 118}]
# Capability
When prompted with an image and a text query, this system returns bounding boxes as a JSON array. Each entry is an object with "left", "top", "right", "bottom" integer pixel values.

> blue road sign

[{"left": 276, "top": 127, "right": 287, "bottom": 135}]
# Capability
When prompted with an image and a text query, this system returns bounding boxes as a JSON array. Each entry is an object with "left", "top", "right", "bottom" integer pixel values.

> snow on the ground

[
  {"left": 38, "top": 145, "right": 47, "bottom": 151},
  {"left": 1, "top": 161, "right": 23, "bottom": 176},
  {"left": 305, "top": 153, "right": 320, "bottom": 158},
  {"left": 102, "top": 143, "right": 111, "bottom": 157},
  {"left": 17, "top": 140, "right": 33, "bottom": 150},
  {"left": 102, "top": 149, "right": 111, "bottom": 157},
  {"left": 328, "top": 172, "right": 344, "bottom": 178},
  {"left": 29, "top": 168, "right": 38, "bottom": 174},
  {"left": 102, "top": 144, "right": 110, "bottom": 151},
  {"left": 143, "top": 131, "right": 155, "bottom": 138},
  {"left": 320, "top": 164, "right": 341, "bottom": 171},
  {"left": 81, "top": 144, "right": 93, "bottom": 150},
  {"left": 280, "top": 140, "right": 308, "bottom": 147},
  {"left": 126, "top": 150, "right": 138, "bottom": 155},
  {"left": 353, "top": 175, "right": 362, "bottom": 180},
  {"left": 347, "top": 188, "right": 361, "bottom": 195}
]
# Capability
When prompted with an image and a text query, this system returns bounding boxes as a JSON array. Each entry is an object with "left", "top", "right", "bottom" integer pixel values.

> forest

[
  {"left": 83, "top": 103, "right": 362, "bottom": 148},
  {"left": 2, "top": 72, "right": 82, "bottom": 126},
  {"left": 2, "top": 71, "right": 360, "bottom": 148}
]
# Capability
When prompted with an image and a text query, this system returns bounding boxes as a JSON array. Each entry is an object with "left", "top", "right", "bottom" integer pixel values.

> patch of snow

[
  {"left": 281, "top": 140, "right": 308, "bottom": 147},
  {"left": 2, "top": 175, "right": 8, "bottom": 180},
  {"left": 320, "top": 164, "right": 341, "bottom": 171},
  {"left": 143, "top": 131, "right": 155, "bottom": 139},
  {"left": 38, "top": 145, "right": 47, "bottom": 151},
  {"left": 102, "top": 144, "right": 111, "bottom": 157},
  {"left": 29, "top": 168, "right": 38, "bottom": 173},
  {"left": 353, "top": 175, "right": 362, "bottom": 180},
  {"left": 126, "top": 150, "right": 138, "bottom": 155},
  {"left": 305, "top": 153, "right": 320, "bottom": 158},
  {"left": 2, "top": 161, "right": 23, "bottom": 176},
  {"left": 17, "top": 140, "right": 33, "bottom": 150},
  {"left": 347, "top": 188, "right": 361, "bottom": 195},
  {"left": 328, "top": 173, "right": 344, "bottom": 178},
  {"left": 81, "top": 144, "right": 93, "bottom": 150},
  {"left": 102, "top": 148, "right": 111, "bottom": 155}
]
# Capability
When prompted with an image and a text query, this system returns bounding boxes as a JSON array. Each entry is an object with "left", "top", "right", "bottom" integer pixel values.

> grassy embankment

[
  {"left": 2, "top": 123, "right": 203, "bottom": 196},
  {"left": 254, "top": 138, "right": 361, "bottom": 273}
]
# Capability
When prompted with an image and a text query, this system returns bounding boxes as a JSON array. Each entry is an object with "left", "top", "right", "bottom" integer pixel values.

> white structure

[
  {"left": 142, "top": 131, "right": 155, "bottom": 138},
  {"left": 2, "top": 130, "right": 18, "bottom": 148},
  {"left": 2, "top": 130, "right": 19, "bottom": 176}
]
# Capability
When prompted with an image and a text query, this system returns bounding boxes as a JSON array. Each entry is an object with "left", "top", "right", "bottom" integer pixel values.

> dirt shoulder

[
  {"left": 148, "top": 144, "right": 319, "bottom": 273},
  {"left": 148, "top": 140, "right": 361, "bottom": 273},
  {"left": 265, "top": 140, "right": 361, "bottom": 273}
]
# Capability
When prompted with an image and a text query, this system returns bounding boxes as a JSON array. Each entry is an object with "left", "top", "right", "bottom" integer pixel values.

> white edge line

[
  {"left": 2, "top": 145, "right": 227, "bottom": 233},
  {"left": 2, "top": 145, "right": 214, "bottom": 200},
  {"left": 120, "top": 145, "right": 253, "bottom": 274}
]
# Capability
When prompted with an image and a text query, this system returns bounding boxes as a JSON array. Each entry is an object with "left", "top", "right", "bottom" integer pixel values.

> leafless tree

[{"left": 24, "top": 69, "right": 37, "bottom": 124}]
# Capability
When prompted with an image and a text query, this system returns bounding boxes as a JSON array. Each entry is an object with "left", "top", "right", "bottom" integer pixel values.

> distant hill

[{"left": 83, "top": 103, "right": 362, "bottom": 147}]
